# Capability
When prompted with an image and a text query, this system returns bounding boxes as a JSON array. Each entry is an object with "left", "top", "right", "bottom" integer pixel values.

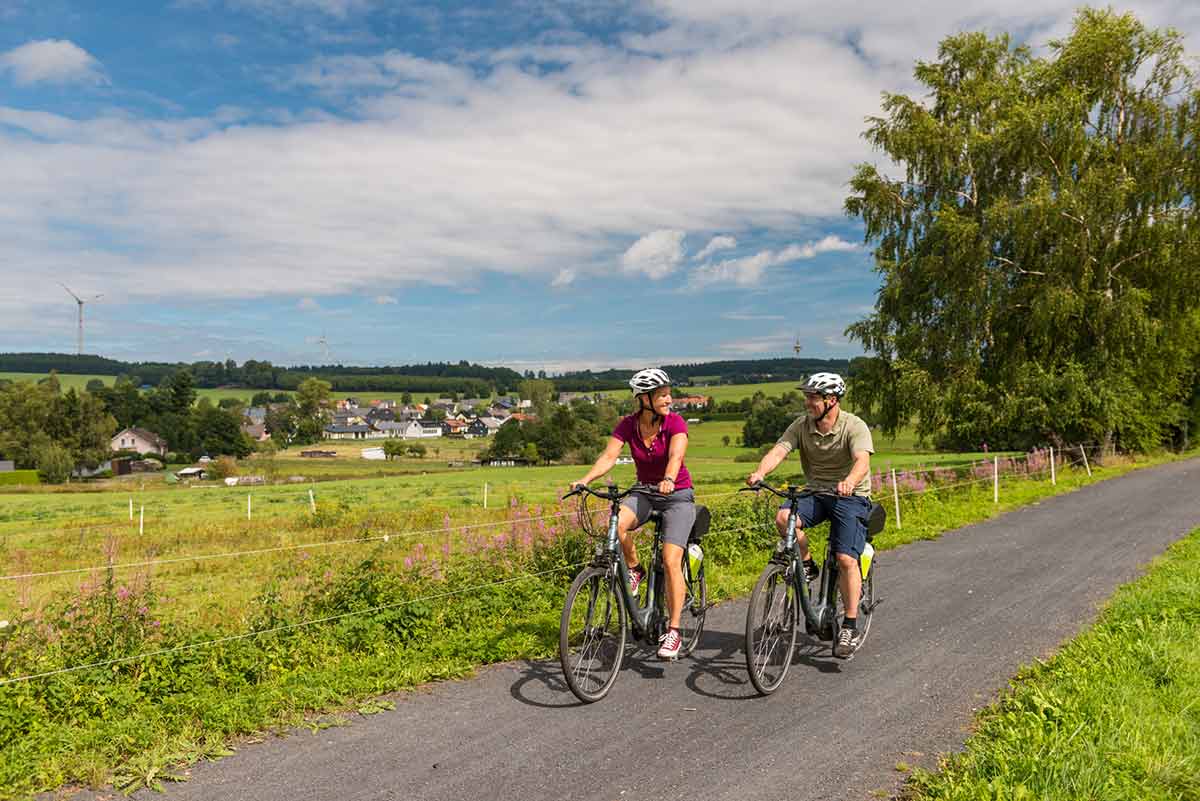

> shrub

[
  {"left": 35, "top": 443, "right": 73, "bottom": 484},
  {"left": 206, "top": 456, "right": 239, "bottom": 481}
]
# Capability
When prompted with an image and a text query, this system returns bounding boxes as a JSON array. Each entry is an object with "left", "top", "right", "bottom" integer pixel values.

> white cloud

[
  {"left": 0, "top": 39, "right": 105, "bottom": 86},
  {"left": 229, "top": 0, "right": 372, "bottom": 18},
  {"left": 776, "top": 235, "right": 860, "bottom": 262},
  {"left": 551, "top": 268, "right": 576, "bottom": 288},
  {"left": 1, "top": 0, "right": 1197, "bottom": 335},
  {"left": 691, "top": 234, "right": 859, "bottom": 288},
  {"left": 717, "top": 333, "right": 798, "bottom": 356},
  {"left": 621, "top": 230, "right": 686, "bottom": 280},
  {"left": 297, "top": 297, "right": 320, "bottom": 311},
  {"left": 722, "top": 312, "right": 784, "bottom": 321},
  {"left": 373, "top": 294, "right": 398, "bottom": 304},
  {"left": 694, "top": 234, "right": 736, "bottom": 261}
]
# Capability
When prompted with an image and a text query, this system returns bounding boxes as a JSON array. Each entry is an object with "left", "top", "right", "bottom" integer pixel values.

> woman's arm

[
  {"left": 572, "top": 435, "right": 624, "bottom": 487},
  {"left": 659, "top": 432, "right": 688, "bottom": 494}
]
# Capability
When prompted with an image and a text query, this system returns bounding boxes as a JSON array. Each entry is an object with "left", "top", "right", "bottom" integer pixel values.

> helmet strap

[
  {"left": 638, "top": 392, "right": 663, "bottom": 426},
  {"left": 813, "top": 396, "right": 837, "bottom": 423}
]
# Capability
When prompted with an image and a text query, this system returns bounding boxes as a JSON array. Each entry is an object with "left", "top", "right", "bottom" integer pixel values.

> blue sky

[{"left": 2, "top": 0, "right": 1196, "bottom": 371}]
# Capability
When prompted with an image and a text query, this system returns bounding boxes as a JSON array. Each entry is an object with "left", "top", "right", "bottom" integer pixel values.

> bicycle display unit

[
  {"left": 558, "top": 483, "right": 710, "bottom": 703},
  {"left": 742, "top": 482, "right": 886, "bottom": 695}
]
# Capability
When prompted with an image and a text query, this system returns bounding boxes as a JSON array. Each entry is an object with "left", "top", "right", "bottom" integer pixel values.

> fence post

[
  {"left": 129, "top": 497, "right": 133, "bottom": 521},
  {"left": 1079, "top": 445, "right": 1092, "bottom": 477},
  {"left": 139, "top": 505, "right": 144, "bottom": 535},
  {"left": 993, "top": 456, "right": 999, "bottom": 504},
  {"left": 890, "top": 468, "right": 902, "bottom": 529},
  {"left": 247, "top": 493, "right": 252, "bottom": 521},
  {"left": 309, "top": 488, "right": 317, "bottom": 513},
  {"left": 484, "top": 482, "right": 489, "bottom": 509},
  {"left": 1049, "top": 446, "right": 1056, "bottom": 485}
]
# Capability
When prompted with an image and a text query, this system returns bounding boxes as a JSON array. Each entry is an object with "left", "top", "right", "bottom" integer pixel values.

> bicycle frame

[
  {"left": 776, "top": 493, "right": 839, "bottom": 637},
  {"left": 593, "top": 490, "right": 668, "bottom": 644}
]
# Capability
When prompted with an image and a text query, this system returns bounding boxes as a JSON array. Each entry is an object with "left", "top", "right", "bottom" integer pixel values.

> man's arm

[
  {"left": 836, "top": 450, "right": 871, "bottom": 496},
  {"left": 748, "top": 444, "right": 790, "bottom": 486}
]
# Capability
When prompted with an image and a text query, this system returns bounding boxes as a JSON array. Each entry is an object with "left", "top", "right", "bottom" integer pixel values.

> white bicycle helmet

[
  {"left": 800, "top": 372, "right": 846, "bottom": 397},
  {"left": 629, "top": 368, "right": 671, "bottom": 395}
]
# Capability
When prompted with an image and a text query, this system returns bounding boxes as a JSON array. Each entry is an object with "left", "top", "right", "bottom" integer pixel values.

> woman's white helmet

[
  {"left": 629, "top": 367, "right": 671, "bottom": 395},
  {"left": 800, "top": 372, "right": 846, "bottom": 397}
]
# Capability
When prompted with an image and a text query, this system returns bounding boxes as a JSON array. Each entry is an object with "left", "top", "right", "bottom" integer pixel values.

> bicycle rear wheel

[
  {"left": 744, "top": 562, "right": 798, "bottom": 695},
  {"left": 560, "top": 567, "right": 627, "bottom": 703},
  {"left": 677, "top": 553, "right": 707, "bottom": 658}
]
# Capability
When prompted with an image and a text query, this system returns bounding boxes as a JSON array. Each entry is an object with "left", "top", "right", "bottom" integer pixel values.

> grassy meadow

[{"left": 0, "top": 420, "right": 1190, "bottom": 798}]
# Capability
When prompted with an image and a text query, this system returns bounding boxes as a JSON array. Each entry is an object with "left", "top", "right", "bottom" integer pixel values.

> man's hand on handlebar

[{"left": 746, "top": 471, "right": 765, "bottom": 487}]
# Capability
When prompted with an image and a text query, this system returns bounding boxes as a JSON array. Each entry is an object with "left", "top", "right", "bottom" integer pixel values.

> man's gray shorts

[{"left": 621, "top": 488, "right": 697, "bottom": 549}]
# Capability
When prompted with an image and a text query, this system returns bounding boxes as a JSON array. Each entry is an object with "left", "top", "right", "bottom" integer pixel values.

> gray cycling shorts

[{"left": 621, "top": 488, "right": 697, "bottom": 549}]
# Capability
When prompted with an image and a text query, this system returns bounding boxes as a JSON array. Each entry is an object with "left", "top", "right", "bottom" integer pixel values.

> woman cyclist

[{"left": 571, "top": 368, "right": 697, "bottom": 659}]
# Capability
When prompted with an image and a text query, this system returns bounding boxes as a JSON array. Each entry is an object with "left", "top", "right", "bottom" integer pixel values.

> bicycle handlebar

[
  {"left": 562, "top": 482, "right": 665, "bottom": 502},
  {"left": 740, "top": 481, "right": 842, "bottom": 500}
]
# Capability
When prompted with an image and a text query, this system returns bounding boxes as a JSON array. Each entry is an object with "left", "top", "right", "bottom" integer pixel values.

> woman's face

[{"left": 648, "top": 385, "right": 672, "bottom": 415}]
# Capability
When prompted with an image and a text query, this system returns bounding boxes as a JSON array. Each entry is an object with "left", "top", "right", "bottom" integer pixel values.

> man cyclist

[
  {"left": 746, "top": 372, "right": 873, "bottom": 658},
  {"left": 571, "top": 368, "right": 696, "bottom": 660}
]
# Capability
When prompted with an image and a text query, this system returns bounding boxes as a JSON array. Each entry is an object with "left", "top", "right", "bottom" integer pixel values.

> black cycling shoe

[{"left": 802, "top": 558, "right": 820, "bottom": 583}]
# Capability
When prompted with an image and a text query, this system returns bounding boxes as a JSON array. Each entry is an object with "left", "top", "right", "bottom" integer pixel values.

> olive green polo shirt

[{"left": 776, "top": 409, "right": 874, "bottom": 497}]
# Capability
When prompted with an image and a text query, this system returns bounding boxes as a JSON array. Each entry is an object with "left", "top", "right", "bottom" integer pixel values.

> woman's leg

[
  {"left": 616, "top": 504, "right": 641, "bottom": 569},
  {"left": 662, "top": 542, "right": 685, "bottom": 628}
]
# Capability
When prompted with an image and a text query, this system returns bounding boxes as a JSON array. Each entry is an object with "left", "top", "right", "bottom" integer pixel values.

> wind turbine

[
  {"left": 316, "top": 332, "right": 331, "bottom": 364},
  {"left": 59, "top": 283, "right": 102, "bottom": 356}
]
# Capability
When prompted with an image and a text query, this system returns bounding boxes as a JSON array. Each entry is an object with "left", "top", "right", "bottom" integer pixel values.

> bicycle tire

[
  {"left": 744, "top": 562, "right": 798, "bottom": 695},
  {"left": 560, "top": 566, "right": 627, "bottom": 703},
  {"left": 677, "top": 553, "right": 707, "bottom": 658}
]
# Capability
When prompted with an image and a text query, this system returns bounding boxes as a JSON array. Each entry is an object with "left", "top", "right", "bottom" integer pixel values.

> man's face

[{"left": 804, "top": 392, "right": 831, "bottom": 416}]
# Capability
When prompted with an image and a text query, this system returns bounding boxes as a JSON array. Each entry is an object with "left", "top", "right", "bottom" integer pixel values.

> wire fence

[{"left": 0, "top": 442, "right": 1119, "bottom": 686}]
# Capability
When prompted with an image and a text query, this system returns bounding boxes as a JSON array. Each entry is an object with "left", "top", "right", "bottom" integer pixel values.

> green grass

[
  {"left": 0, "top": 447, "right": 1187, "bottom": 799},
  {"left": 0, "top": 471, "right": 38, "bottom": 487},
  {"left": 904, "top": 524, "right": 1200, "bottom": 801}
]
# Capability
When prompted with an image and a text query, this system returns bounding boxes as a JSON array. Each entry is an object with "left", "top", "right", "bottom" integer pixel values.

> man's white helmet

[
  {"left": 629, "top": 368, "right": 671, "bottom": 395},
  {"left": 800, "top": 372, "right": 846, "bottom": 397}
]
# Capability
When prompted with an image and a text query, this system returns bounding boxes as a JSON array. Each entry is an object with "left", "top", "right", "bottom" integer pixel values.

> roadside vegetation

[
  {"left": 903, "top": 525, "right": 1200, "bottom": 801},
  {"left": 0, "top": 444, "right": 1185, "bottom": 798}
]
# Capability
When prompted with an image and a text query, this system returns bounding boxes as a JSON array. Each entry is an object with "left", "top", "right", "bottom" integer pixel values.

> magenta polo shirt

[{"left": 611, "top": 412, "right": 693, "bottom": 490}]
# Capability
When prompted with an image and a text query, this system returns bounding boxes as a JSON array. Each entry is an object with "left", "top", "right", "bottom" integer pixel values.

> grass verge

[{"left": 902, "top": 524, "right": 1200, "bottom": 801}]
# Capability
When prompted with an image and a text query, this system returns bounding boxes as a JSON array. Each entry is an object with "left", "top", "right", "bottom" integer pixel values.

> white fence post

[
  {"left": 1079, "top": 445, "right": 1092, "bottom": 477},
  {"left": 1049, "top": 446, "right": 1056, "bottom": 485},
  {"left": 309, "top": 488, "right": 317, "bottom": 513},
  {"left": 890, "top": 468, "right": 902, "bottom": 529},
  {"left": 484, "top": 482, "right": 489, "bottom": 509},
  {"left": 247, "top": 493, "right": 252, "bottom": 521},
  {"left": 139, "top": 505, "right": 144, "bottom": 535},
  {"left": 129, "top": 497, "right": 133, "bottom": 521},
  {"left": 993, "top": 456, "right": 999, "bottom": 503}
]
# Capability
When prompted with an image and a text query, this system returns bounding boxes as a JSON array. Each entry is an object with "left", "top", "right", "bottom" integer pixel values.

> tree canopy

[{"left": 845, "top": 9, "right": 1200, "bottom": 451}]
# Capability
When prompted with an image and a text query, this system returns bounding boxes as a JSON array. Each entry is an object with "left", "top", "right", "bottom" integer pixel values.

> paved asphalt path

[{"left": 70, "top": 457, "right": 1200, "bottom": 801}]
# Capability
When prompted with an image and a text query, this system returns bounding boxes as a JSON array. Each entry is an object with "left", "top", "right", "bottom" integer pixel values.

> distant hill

[{"left": 0, "top": 353, "right": 858, "bottom": 395}]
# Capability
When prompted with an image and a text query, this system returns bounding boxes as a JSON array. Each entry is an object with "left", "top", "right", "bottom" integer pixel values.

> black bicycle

[
  {"left": 558, "top": 483, "right": 710, "bottom": 703},
  {"left": 741, "top": 482, "right": 885, "bottom": 695}
]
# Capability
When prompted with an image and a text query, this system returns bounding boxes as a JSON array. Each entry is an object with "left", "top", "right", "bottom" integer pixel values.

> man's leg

[
  {"left": 774, "top": 507, "right": 812, "bottom": 562},
  {"left": 830, "top": 496, "right": 868, "bottom": 658}
]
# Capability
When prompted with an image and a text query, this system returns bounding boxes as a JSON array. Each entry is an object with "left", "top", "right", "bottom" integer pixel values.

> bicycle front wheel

[
  {"left": 677, "top": 553, "right": 707, "bottom": 658},
  {"left": 560, "top": 567, "right": 627, "bottom": 703},
  {"left": 744, "top": 562, "right": 798, "bottom": 695}
]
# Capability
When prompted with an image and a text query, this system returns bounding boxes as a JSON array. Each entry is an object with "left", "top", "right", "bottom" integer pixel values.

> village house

[
  {"left": 323, "top": 423, "right": 372, "bottom": 440},
  {"left": 110, "top": 427, "right": 168, "bottom": 456},
  {"left": 671, "top": 394, "right": 710, "bottom": 410}
]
